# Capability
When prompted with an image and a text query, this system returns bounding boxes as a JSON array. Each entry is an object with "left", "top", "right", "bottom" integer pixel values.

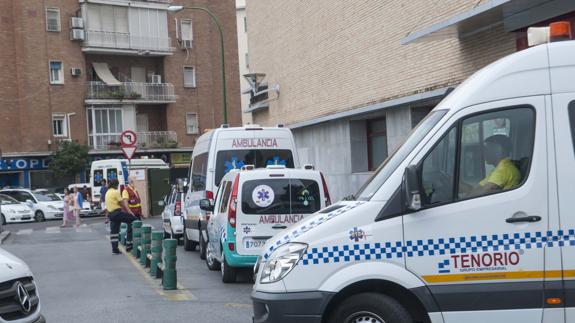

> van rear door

[{"left": 236, "top": 174, "right": 323, "bottom": 256}]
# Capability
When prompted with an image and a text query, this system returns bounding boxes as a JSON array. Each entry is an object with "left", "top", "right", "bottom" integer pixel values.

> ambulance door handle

[
  {"left": 506, "top": 215, "right": 541, "bottom": 224},
  {"left": 272, "top": 224, "right": 287, "bottom": 230}
]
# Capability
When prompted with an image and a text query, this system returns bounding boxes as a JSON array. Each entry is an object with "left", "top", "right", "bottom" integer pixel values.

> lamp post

[{"left": 168, "top": 5, "right": 228, "bottom": 125}]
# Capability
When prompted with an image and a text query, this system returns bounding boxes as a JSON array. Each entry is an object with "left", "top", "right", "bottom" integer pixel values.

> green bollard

[
  {"left": 162, "top": 239, "right": 178, "bottom": 290},
  {"left": 120, "top": 223, "right": 127, "bottom": 245},
  {"left": 131, "top": 221, "right": 143, "bottom": 257},
  {"left": 140, "top": 225, "right": 152, "bottom": 266},
  {"left": 150, "top": 231, "right": 163, "bottom": 277}
]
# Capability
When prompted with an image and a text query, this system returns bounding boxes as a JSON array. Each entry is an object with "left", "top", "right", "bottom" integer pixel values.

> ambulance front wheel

[
  {"left": 329, "top": 293, "right": 412, "bottom": 323},
  {"left": 221, "top": 253, "right": 236, "bottom": 283}
]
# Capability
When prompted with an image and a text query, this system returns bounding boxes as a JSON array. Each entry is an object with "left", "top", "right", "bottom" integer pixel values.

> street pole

[{"left": 169, "top": 6, "right": 228, "bottom": 125}]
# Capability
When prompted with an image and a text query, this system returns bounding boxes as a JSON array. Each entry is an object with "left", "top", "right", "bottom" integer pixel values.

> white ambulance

[
  {"left": 252, "top": 26, "right": 575, "bottom": 322},
  {"left": 184, "top": 125, "right": 300, "bottom": 259}
]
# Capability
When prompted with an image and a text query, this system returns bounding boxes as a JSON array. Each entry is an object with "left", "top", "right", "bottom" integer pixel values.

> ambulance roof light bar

[{"left": 528, "top": 21, "right": 572, "bottom": 47}]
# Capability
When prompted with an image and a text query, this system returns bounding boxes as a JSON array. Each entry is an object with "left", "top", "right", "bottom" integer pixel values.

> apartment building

[
  {"left": 0, "top": 0, "right": 241, "bottom": 189},
  {"left": 245, "top": 0, "right": 575, "bottom": 201}
]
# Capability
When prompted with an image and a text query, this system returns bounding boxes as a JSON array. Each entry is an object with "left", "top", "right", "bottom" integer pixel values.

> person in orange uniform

[{"left": 122, "top": 176, "right": 145, "bottom": 220}]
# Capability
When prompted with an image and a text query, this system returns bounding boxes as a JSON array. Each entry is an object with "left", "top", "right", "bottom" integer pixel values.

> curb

[{"left": 0, "top": 231, "right": 11, "bottom": 245}]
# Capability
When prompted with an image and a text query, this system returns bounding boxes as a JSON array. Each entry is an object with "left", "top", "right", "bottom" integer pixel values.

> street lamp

[{"left": 168, "top": 5, "right": 228, "bottom": 125}]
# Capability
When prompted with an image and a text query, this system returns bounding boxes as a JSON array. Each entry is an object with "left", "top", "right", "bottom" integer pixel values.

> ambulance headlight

[{"left": 260, "top": 243, "right": 307, "bottom": 284}]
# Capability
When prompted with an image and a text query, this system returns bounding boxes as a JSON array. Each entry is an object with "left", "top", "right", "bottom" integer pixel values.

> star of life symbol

[
  {"left": 349, "top": 227, "right": 367, "bottom": 242},
  {"left": 252, "top": 185, "right": 274, "bottom": 208}
]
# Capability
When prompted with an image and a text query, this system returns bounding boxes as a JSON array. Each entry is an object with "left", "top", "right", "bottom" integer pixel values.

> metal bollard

[
  {"left": 150, "top": 231, "right": 163, "bottom": 277},
  {"left": 162, "top": 239, "right": 178, "bottom": 290},
  {"left": 131, "top": 221, "right": 143, "bottom": 257},
  {"left": 119, "top": 223, "right": 127, "bottom": 245},
  {"left": 140, "top": 225, "right": 152, "bottom": 267}
]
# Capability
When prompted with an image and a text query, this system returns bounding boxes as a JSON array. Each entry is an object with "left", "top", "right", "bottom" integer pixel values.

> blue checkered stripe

[
  {"left": 301, "top": 229, "right": 575, "bottom": 266},
  {"left": 262, "top": 202, "right": 365, "bottom": 260}
]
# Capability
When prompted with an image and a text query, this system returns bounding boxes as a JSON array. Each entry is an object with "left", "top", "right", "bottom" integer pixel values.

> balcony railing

[
  {"left": 89, "top": 131, "right": 178, "bottom": 151},
  {"left": 86, "top": 82, "right": 177, "bottom": 102},
  {"left": 84, "top": 30, "right": 174, "bottom": 52}
]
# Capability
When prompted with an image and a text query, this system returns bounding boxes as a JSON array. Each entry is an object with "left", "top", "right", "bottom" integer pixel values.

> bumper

[
  {"left": 6, "top": 214, "right": 34, "bottom": 223},
  {"left": 33, "top": 314, "right": 46, "bottom": 323},
  {"left": 45, "top": 211, "right": 63, "bottom": 219},
  {"left": 224, "top": 245, "right": 259, "bottom": 268},
  {"left": 251, "top": 290, "right": 334, "bottom": 323}
]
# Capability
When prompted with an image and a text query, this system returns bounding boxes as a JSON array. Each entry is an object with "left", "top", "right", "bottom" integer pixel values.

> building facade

[
  {"left": 235, "top": 0, "right": 252, "bottom": 125},
  {"left": 0, "top": 0, "right": 241, "bottom": 189},
  {"left": 246, "top": 0, "right": 575, "bottom": 201}
]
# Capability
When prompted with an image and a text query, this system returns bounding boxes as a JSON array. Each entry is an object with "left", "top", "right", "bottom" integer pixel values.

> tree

[{"left": 49, "top": 141, "right": 90, "bottom": 178}]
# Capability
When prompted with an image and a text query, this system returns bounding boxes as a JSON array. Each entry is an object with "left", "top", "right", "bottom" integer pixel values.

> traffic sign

[
  {"left": 121, "top": 146, "right": 137, "bottom": 161},
  {"left": 120, "top": 130, "right": 137, "bottom": 147}
]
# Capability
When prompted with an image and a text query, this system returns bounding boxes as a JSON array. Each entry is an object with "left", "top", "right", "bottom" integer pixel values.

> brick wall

[
  {"left": 0, "top": 0, "right": 241, "bottom": 154},
  {"left": 246, "top": 0, "right": 517, "bottom": 126}
]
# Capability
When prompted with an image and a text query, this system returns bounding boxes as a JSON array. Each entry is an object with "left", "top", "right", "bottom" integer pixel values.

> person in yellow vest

[
  {"left": 122, "top": 176, "right": 145, "bottom": 220},
  {"left": 106, "top": 179, "right": 137, "bottom": 254}
]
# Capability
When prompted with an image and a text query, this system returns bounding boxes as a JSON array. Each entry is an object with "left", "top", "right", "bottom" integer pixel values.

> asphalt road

[{"left": 1, "top": 217, "right": 254, "bottom": 323}]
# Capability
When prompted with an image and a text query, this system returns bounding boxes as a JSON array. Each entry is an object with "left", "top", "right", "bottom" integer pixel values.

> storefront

[{"left": 0, "top": 157, "right": 75, "bottom": 189}]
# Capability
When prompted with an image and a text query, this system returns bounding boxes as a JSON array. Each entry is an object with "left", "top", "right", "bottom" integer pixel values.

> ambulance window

[
  {"left": 214, "top": 150, "right": 295, "bottom": 186},
  {"left": 241, "top": 179, "right": 291, "bottom": 214},
  {"left": 219, "top": 181, "right": 233, "bottom": 214},
  {"left": 257, "top": 150, "right": 295, "bottom": 168},
  {"left": 290, "top": 179, "right": 321, "bottom": 214},
  {"left": 191, "top": 153, "right": 208, "bottom": 192},
  {"left": 93, "top": 170, "right": 104, "bottom": 186},
  {"left": 420, "top": 127, "right": 457, "bottom": 205},
  {"left": 106, "top": 168, "right": 118, "bottom": 181},
  {"left": 457, "top": 107, "right": 534, "bottom": 199}
]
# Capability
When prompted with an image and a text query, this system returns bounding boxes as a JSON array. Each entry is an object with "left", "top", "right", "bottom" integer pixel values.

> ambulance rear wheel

[
  {"left": 329, "top": 293, "right": 412, "bottom": 323},
  {"left": 199, "top": 231, "right": 207, "bottom": 260},
  {"left": 221, "top": 253, "right": 236, "bottom": 283}
]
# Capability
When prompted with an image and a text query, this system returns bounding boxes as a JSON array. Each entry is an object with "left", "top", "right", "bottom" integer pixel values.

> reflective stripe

[
  {"left": 422, "top": 269, "right": 575, "bottom": 284},
  {"left": 128, "top": 204, "right": 141, "bottom": 208}
]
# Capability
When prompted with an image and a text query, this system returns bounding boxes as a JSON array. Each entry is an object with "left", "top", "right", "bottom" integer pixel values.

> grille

[{"left": 0, "top": 277, "right": 39, "bottom": 321}]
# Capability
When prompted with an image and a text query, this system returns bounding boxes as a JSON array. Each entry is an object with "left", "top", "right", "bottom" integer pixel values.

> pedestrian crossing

[{"left": 15, "top": 224, "right": 94, "bottom": 235}]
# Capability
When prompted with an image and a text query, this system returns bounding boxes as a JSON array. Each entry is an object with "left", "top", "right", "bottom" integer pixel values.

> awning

[
  {"left": 401, "top": 0, "right": 510, "bottom": 45},
  {"left": 401, "top": 0, "right": 575, "bottom": 45},
  {"left": 92, "top": 62, "right": 121, "bottom": 85}
]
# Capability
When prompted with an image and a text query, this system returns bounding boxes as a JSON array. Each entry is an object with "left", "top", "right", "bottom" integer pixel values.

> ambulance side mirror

[
  {"left": 403, "top": 165, "right": 422, "bottom": 212},
  {"left": 199, "top": 199, "right": 214, "bottom": 212}
]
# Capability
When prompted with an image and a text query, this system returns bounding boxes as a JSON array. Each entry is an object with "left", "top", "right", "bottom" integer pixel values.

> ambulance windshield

[{"left": 355, "top": 110, "right": 447, "bottom": 201}]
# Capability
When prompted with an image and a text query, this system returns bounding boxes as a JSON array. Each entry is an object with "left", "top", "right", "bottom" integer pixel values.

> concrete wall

[
  {"left": 246, "top": 0, "right": 516, "bottom": 127},
  {"left": 235, "top": 0, "right": 252, "bottom": 125}
]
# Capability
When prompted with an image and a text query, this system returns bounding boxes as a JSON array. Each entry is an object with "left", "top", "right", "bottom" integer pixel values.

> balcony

[
  {"left": 89, "top": 131, "right": 178, "bottom": 151},
  {"left": 86, "top": 82, "right": 177, "bottom": 104},
  {"left": 83, "top": 30, "right": 174, "bottom": 56}
]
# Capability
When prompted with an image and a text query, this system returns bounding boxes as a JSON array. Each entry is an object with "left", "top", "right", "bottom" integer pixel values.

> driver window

[
  {"left": 421, "top": 127, "right": 456, "bottom": 206},
  {"left": 458, "top": 108, "right": 534, "bottom": 199},
  {"left": 219, "top": 181, "right": 233, "bottom": 214}
]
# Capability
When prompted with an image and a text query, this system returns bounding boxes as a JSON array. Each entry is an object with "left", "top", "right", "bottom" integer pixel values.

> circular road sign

[{"left": 120, "top": 130, "right": 137, "bottom": 147}]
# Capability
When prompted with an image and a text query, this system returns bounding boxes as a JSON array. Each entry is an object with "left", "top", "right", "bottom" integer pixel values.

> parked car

[
  {"left": 185, "top": 125, "right": 300, "bottom": 260},
  {"left": 0, "top": 248, "right": 45, "bottom": 322},
  {"left": 161, "top": 180, "right": 187, "bottom": 240},
  {"left": 203, "top": 165, "right": 330, "bottom": 283},
  {"left": 0, "top": 189, "right": 63, "bottom": 222},
  {"left": 0, "top": 194, "right": 34, "bottom": 225}
]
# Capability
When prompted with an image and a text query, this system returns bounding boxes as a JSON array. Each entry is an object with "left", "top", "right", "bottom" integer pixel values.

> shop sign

[
  {"left": 0, "top": 158, "right": 49, "bottom": 171},
  {"left": 171, "top": 153, "right": 192, "bottom": 165}
]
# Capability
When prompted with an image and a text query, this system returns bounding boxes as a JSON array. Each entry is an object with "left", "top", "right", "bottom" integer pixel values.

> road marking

[
  {"left": 45, "top": 227, "right": 61, "bottom": 234},
  {"left": 16, "top": 229, "right": 33, "bottom": 235},
  {"left": 107, "top": 235, "right": 197, "bottom": 302},
  {"left": 225, "top": 303, "right": 252, "bottom": 309}
]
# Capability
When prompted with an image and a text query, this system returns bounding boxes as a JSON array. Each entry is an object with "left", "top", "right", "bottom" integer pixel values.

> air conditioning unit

[
  {"left": 181, "top": 40, "right": 192, "bottom": 49},
  {"left": 70, "top": 17, "right": 84, "bottom": 29},
  {"left": 70, "top": 29, "right": 85, "bottom": 41},
  {"left": 71, "top": 68, "right": 81, "bottom": 76},
  {"left": 151, "top": 75, "right": 162, "bottom": 84}
]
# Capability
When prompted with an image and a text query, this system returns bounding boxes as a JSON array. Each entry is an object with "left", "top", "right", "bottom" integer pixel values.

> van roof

[
  {"left": 436, "top": 40, "right": 574, "bottom": 115},
  {"left": 221, "top": 167, "right": 321, "bottom": 182},
  {"left": 91, "top": 159, "right": 168, "bottom": 167}
]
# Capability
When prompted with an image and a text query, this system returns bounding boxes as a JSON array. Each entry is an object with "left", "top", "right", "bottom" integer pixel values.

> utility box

[{"left": 147, "top": 168, "right": 171, "bottom": 217}]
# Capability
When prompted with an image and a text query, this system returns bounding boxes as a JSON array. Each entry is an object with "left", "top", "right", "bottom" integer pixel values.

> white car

[
  {"left": 0, "top": 248, "right": 45, "bottom": 322},
  {"left": 0, "top": 189, "right": 63, "bottom": 222},
  {"left": 0, "top": 194, "right": 34, "bottom": 224},
  {"left": 161, "top": 184, "right": 186, "bottom": 240}
]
